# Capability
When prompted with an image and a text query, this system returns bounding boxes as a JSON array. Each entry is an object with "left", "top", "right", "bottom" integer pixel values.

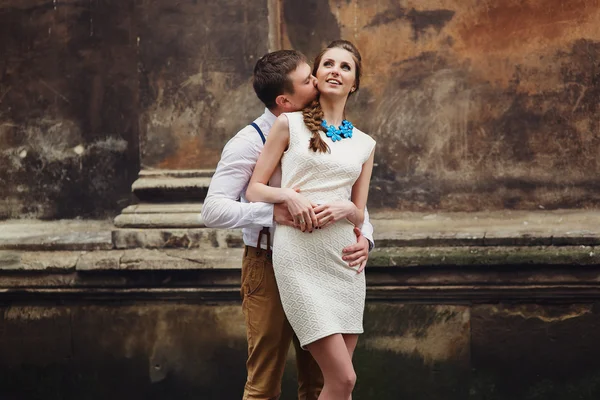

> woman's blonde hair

[{"left": 303, "top": 40, "right": 363, "bottom": 153}]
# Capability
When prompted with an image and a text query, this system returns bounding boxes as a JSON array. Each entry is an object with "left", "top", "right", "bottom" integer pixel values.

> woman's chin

[{"left": 319, "top": 88, "right": 349, "bottom": 98}]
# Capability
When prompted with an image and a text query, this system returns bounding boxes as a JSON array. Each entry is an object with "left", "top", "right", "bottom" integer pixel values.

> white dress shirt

[{"left": 202, "top": 108, "right": 375, "bottom": 250}]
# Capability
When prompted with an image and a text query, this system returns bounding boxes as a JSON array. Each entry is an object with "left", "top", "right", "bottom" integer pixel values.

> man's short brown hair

[{"left": 253, "top": 50, "right": 307, "bottom": 110}]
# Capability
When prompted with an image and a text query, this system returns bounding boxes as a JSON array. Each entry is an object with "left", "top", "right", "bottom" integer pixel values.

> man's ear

[{"left": 275, "top": 94, "right": 289, "bottom": 109}]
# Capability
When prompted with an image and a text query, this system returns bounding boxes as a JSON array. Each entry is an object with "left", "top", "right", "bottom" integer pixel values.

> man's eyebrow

[{"left": 305, "top": 72, "right": 312, "bottom": 81}]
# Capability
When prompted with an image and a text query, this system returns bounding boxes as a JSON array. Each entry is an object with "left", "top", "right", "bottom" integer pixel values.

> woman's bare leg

[
  {"left": 342, "top": 334, "right": 359, "bottom": 400},
  {"left": 306, "top": 334, "right": 356, "bottom": 400}
]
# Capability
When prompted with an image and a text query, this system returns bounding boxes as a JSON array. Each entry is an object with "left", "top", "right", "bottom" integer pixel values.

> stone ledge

[
  {"left": 2, "top": 210, "right": 600, "bottom": 251},
  {"left": 0, "top": 220, "right": 113, "bottom": 251},
  {"left": 4, "top": 284, "right": 600, "bottom": 304},
  {"left": 113, "top": 213, "right": 206, "bottom": 228},
  {"left": 1, "top": 245, "right": 600, "bottom": 303},
  {"left": 370, "top": 246, "right": 600, "bottom": 267},
  {"left": 2, "top": 245, "right": 599, "bottom": 273},
  {"left": 111, "top": 228, "right": 243, "bottom": 249},
  {"left": 0, "top": 248, "right": 243, "bottom": 272}
]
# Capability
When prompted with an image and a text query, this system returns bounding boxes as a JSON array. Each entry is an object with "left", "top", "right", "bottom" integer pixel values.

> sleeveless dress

[{"left": 273, "top": 111, "right": 376, "bottom": 348}]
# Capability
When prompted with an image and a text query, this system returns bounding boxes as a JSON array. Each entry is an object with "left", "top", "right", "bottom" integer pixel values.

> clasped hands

[{"left": 276, "top": 188, "right": 355, "bottom": 232}]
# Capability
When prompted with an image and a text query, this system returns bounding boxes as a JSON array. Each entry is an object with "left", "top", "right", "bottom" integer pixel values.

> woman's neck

[{"left": 320, "top": 96, "right": 347, "bottom": 126}]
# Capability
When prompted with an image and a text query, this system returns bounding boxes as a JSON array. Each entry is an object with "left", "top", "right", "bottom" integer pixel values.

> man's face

[{"left": 284, "top": 62, "right": 318, "bottom": 111}]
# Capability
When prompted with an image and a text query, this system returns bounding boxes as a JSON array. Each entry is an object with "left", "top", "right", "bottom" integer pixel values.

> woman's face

[{"left": 315, "top": 48, "right": 357, "bottom": 98}]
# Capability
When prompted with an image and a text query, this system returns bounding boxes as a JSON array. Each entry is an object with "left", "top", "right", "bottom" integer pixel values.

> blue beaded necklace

[{"left": 321, "top": 119, "right": 353, "bottom": 142}]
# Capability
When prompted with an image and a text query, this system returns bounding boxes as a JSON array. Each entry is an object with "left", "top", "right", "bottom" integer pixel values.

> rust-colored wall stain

[
  {"left": 138, "top": 0, "right": 268, "bottom": 170},
  {"left": 457, "top": 0, "right": 597, "bottom": 53},
  {"left": 282, "top": 0, "right": 600, "bottom": 210},
  {"left": 157, "top": 137, "right": 221, "bottom": 170}
]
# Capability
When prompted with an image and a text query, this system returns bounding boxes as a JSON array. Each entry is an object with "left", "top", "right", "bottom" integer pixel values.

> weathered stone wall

[{"left": 2, "top": 0, "right": 600, "bottom": 218}]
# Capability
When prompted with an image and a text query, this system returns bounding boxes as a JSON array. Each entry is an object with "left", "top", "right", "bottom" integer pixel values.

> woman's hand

[
  {"left": 313, "top": 200, "right": 358, "bottom": 229},
  {"left": 283, "top": 188, "right": 318, "bottom": 232}
]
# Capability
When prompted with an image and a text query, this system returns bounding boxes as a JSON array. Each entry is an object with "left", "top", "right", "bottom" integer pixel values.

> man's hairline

[{"left": 260, "top": 58, "right": 313, "bottom": 112}]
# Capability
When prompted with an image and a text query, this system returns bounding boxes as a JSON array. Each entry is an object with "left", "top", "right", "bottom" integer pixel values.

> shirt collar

[{"left": 263, "top": 108, "right": 277, "bottom": 129}]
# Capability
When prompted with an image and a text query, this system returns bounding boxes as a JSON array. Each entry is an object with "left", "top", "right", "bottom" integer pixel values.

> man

[{"left": 202, "top": 50, "right": 374, "bottom": 400}]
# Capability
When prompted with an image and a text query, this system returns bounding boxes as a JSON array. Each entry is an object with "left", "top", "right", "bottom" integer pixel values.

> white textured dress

[{"left": 273, "top": 111, "right": 376, "bottom": 348}]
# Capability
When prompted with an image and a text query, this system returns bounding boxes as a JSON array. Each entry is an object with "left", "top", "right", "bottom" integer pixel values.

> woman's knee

[
  {"left": 332, "top": 369, "right": 356, "bottom": 394},
  {"left": 345, "top": 370, "right": 357, "bottom": 390}
]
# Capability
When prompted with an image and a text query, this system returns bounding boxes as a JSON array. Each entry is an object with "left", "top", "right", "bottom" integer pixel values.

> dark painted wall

[
  {"left": 3, "top": 302, "right": 600, "bottom": 399},
  {"left": 0, "top": 303, "right": 471, "bottom": 400},
  {"left": 0, "top": 0, "right": 269, "bottom": 219},
  {"left": 0, "top": 0, "right": 139, "bottom": 219}
]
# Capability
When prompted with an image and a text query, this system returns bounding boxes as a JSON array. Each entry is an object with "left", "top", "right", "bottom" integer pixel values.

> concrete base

[
  {"left": 113, "top": 169, "right": 213, "bottom": 228},
  {"left": 113, "top": 203, "right": 205, "bottom": 228}
]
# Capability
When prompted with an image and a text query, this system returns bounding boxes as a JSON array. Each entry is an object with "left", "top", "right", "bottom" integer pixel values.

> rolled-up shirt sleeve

[
  {"left": 361, "top": 207, "right": 375, "bottom": 251},
  {"left": 202, "top": 133, "right": 274, "bottom": 229}
]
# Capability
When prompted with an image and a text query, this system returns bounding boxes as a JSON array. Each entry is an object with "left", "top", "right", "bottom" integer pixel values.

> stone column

[{"left": 114, "top": 0, "right": 271, "bottom": 229}]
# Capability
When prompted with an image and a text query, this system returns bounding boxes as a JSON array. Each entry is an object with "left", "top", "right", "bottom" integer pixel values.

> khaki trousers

[{"left": 241, "top": 245, "right": 323, "bottom": 400}]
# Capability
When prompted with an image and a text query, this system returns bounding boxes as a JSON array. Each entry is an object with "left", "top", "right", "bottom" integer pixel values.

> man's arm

[{"left": 202, "top": 132, "right": 274, "bottom": 229}]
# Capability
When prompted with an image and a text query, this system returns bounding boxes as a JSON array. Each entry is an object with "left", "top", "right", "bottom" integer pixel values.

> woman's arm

[
  {"left": 314, "top": 147, "right": 375, "bottom": 228},
  {"left": 246, "top": 114, "right": 318, "bottom": 231},
  {"left": 349, "top": 148, "right": 375, "bottom": 227}
]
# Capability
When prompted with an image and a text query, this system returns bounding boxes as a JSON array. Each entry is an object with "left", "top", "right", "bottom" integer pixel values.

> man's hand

[
  {"left": 342, "top": 227, "right": 370, "bottom": 273},
  {"left": 273, "top": 203, "right": 295, "bottom": 227}
]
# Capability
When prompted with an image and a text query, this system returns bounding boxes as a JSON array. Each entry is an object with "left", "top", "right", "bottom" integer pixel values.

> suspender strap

[
  {"left": 250, "top": 122, "right": 266, "bottom": 144},
  {"left": 256, "top": 227, "right": 271, "bottom": 254},
  {"left": 249, "top": 122, "right": 270, "bottom": 250}
]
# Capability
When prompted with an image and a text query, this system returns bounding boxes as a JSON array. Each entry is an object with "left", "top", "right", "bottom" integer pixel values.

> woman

[{"left": 246, "top": 40, "right": 375, "bottom": 399}]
